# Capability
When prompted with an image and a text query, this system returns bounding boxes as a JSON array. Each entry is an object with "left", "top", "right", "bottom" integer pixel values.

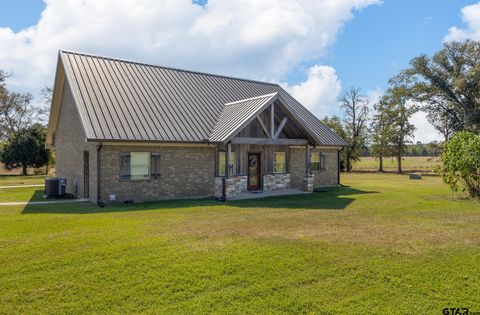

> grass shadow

[{"left": 21, "top": 186, "right": 377, "bottom": 214}]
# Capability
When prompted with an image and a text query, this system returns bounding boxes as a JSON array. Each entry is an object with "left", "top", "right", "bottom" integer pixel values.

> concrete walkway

[
  {"left": 234, "top": 188, "right": 309, "bottom": 200},
  {"left": 0, "top": 184, "right": 44, "bottom": 189},
  {"left": 0, "top": 198, "right": 89, "bottom": 206}
]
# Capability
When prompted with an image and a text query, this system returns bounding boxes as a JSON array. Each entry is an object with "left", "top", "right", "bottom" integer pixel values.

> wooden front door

[{"left": 247, "top": 153, "right": 261, "bottom": 191}]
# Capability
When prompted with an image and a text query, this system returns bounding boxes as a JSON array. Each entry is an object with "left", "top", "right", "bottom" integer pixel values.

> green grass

[
  {"left": 0, "top": 187, "right": 44, "bottom": 202},
  {"left": 0, "top": 175, "right": 47, "bottom": 186},
  {"left": 0, "top": 173, "right": 479, "bottom": 314},
  {"left": 353, "top": 156, "right": 442, "bottom": 172}
]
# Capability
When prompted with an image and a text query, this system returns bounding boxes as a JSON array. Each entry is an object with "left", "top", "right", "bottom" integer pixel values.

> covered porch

[{"left": 210, "top": 93, "right": 315, "bottom": 200}]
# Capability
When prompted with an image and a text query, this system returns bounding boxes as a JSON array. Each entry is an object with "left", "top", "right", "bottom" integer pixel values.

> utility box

[{"left": 45, "top": 178, "right": 67, "bottom": 197}]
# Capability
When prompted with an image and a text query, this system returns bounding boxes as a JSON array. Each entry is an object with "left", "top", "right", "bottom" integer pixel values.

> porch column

[
  {"left": 303, "top": 144, "right": 314, "bottom": 192},
  {"left": 226, "top": 142, "right": 231, "bottom": 178}
]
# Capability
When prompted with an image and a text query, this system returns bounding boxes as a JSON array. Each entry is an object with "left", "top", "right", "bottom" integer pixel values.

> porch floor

[{"left": 233, "top": 188, "right": 309, "bottom": 200}]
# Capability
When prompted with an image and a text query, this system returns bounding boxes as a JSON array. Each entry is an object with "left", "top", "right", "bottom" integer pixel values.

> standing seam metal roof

[{"left": 56, "top": 50, "right": 347, "bottom": 146}]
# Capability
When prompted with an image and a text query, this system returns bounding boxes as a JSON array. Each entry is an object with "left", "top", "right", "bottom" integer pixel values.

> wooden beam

[
  {"left": 231, "top": 137, "right": 308, "bottom": 145},
  {"left": 273, "top": 117, "right": 288, "bottom": 139},
  {"left": 305, "top": 145, "right": 311, "bottom": 175},
  {"left": 270, "top": 103, "right": 275, "bottom": 138},
  {"left": 256, "top": 116, "right": 270, "bottom": 138}
]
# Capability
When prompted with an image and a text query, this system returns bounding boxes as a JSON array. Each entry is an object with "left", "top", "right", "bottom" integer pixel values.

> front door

[{"left": 247, "top": 153, "right": 261, "bottom": 191}]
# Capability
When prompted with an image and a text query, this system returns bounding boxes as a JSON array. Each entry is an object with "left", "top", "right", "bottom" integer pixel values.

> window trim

[
  {"left": 311, "top": 151, "right": 321, "bottom": 172},
  {"left": 273, "top": 151, "right": 286, "bottom": 174},
  {"left": 130, "top": 152, "right": 151, "bottom": 180}
]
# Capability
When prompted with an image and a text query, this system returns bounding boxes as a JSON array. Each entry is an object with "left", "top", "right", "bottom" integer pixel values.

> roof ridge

[
  {"left": 224, "top": 92, "right": 278, "bottom": 106},
  {"left": 59, "top": 50, "right": 280, "bottom": 87}
]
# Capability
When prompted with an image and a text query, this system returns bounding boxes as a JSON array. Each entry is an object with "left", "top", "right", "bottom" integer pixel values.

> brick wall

[
  {"left": 290, "top": 147, "right": 339, "bottom": 188},
  {"left": 54, "top": 82, "right": 98, "bottom": 202},
  {"left": 99, "top": 145, "right": 215, "bottom": 202},
  {"left": 312, "top": 148, "right": 339, "bottom": 187}
]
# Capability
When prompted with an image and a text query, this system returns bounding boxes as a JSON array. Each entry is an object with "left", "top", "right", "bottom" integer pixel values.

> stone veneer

[
  {"left": 263, "top": 173, "right": 291, "bottom": 190},
  {"left": 224, "top": 176, "right": 247, "bottom": 200},
  {"left": 303, "top": 174, "right": 314, "bottom": 192}
]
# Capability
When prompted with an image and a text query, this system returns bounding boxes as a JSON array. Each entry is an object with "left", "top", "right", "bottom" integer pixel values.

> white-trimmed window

[
  {"left": 311, "top": 152, "right": 326, "bottom": 171},
  {"left": 130, "top": 152, "right": 150, "bottom": 179},
  {"left": 219, "top": 151, "right": 235, "bottom": 176},
  {"left": 273, "top": 152, "right": 286, "bottom": 174},
  {"left": 120, "top": 152, "right": 159, "bottom": 180}
]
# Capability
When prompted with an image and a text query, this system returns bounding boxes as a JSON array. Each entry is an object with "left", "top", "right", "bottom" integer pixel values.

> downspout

[
  {"left": 338, "top": 147, "right": 348, "bottom": 187},
  {"left": 97, "top": 144, "right": 104, "bottom": 207}
]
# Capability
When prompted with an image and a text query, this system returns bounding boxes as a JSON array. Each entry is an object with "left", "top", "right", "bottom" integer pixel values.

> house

[{"left": 46, "top": 50, "right": 347, "bottom": 203}]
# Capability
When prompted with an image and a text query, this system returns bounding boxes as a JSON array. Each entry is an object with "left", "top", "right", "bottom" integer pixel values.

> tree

[
  {"left": 0, "top": 124, "right": 50, "bottom": 175},
  {"left": 340, "top": 87, "right": 370, "bottom": 172},
  {"left": 371, "top": 96, "right": 393, "bottom": 172},
  {"left": 438, "top": 131, "right": 480, "bottom": 198},
  {"left": 402, "top": 40, "right": 480, "bottom": 134},
  {"left": 385, "top": 83, "right": 417, "bottom": 174},
  {"left": 321, "top": 115, "right": 348, "bottom": 171}
]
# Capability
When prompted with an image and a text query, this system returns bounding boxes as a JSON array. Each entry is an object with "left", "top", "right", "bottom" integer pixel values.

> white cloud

[
  {"left": 445, "top": 2, "right": 480, "bottom": 42},
  {"left": 0, "top": 0, "right": 380, "bottom": 95},
  {"left": 283, "top": 65, "right": 342, "bottom": 117},
  {"left": 410, "top": 111, "right": 442, "bottom": 143}
]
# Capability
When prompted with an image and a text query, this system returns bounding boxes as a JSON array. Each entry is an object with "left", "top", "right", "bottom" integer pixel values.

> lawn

[
  {"left": 353, "top": 156, "right": 442, "bottom": 173},
  {"left": 0, "top": 174, "right": 47, "bottom": 186},
  {"left": 0, "top": 173, "right": 479, "bottom": 314}
]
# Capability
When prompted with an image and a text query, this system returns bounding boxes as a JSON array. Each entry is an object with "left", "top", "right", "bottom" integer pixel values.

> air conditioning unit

[{"left": 45, "top": 178, "right": 67, "bottom": 197}]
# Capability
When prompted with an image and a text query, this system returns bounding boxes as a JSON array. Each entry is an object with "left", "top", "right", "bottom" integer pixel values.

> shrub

[{"left": 438, "top": 131, "right": 480, "bottom": 198}]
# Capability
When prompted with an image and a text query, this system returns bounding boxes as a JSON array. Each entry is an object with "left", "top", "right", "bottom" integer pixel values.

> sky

[{"left": 0, "top": 0, "right": 479, "bottom": 143}]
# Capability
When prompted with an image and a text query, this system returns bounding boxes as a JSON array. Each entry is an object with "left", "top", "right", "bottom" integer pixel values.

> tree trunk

[
  {"left": 22, "top": 163, "right": 27, "bottom": 176},
  {"left": 379, "top": 155, "right": 383, "bottom": 173},
  {"left": 397, "top": 155, "right": 402, "bottom": 174},
  {"left": 346, "top": 152, "right": 352, "bottom": 172}
]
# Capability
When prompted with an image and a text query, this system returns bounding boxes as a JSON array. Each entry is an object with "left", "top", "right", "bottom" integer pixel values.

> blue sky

[
  {"left": 1, "top": 0, "right": 471, "bottom": 91},
  {"left": 0, "top": 0, "right": 478, "bottom": 142}
]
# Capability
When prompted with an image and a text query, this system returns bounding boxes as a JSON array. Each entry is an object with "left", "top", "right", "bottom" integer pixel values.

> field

[
  {"left": 353, "top": 156, "right": 442, "bottom": 173},
  {"left": 0, "top": 173, "right": 479, "bottom": 314}
]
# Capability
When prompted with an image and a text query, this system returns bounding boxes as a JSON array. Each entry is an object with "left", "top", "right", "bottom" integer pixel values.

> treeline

[
  {"left": 0, "top": 70, "right": 53, "bottom": 175},
  {"left": 323, "top": 40, "right": 480, "bottom": 176},
  {"left": 360, "top": 142, "right": 443, "bottom": 158}
]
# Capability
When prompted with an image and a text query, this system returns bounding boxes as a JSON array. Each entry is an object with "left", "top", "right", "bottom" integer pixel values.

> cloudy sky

[{"left": 0, "top": 0, "right": 478, "bottom": 143}]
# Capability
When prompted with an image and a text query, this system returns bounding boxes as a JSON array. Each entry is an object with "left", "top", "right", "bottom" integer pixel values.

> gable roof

[
  {"left": 209, "top": 93, "right": 278, "bottom": 142},
  {"left": 47, "top": 50, "right": 347, "bottom": 146}
]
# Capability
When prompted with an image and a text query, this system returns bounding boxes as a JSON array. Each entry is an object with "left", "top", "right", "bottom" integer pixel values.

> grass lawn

[
  {"left": 0, "top": 175, "right": 47, "bottom": 186},
  {"left": 0, "top": 173, "right": 479, "bottom": 314},
  {"left": 353, "top": 156, "right": 442, "bottom": 173},
  {"left": 0, "top": 187, "right": 45, "bottom": 202}
]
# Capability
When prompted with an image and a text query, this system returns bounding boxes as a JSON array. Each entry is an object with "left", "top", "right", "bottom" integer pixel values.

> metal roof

[
  {"left": 209, "top": 93, "right": 277, "bottom": 142},
  {"left": 53, "top": 50, "right": 347, "bottom": 146}
]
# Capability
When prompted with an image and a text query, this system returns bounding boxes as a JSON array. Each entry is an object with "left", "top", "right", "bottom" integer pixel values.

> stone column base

[
  {"left": 224, "top": 176, "right": 248, "bottom": 200},
  {"left": 303, "top": 174, "right": 314, "bottom": 192}
]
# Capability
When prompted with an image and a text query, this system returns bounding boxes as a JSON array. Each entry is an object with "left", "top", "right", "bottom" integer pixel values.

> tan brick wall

[
  {"left": 99, "top": 145, "right": 215, "bottom": 202},
  {"left": 290, "top": 148, "right": 306, "bottom": 189},
  {"left": 290, "top": 147, "right": 339, "bottom": 188},
  {"left": 53, "top": 82, "right": 98, "bottom": 201},
  {"left": 312, "top": 148, "right": 339, "bottom": 187}
]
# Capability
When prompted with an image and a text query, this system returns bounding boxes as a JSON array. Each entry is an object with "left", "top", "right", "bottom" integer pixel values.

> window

[
  {"left": 311, "top": 152, "right": 326, "bottom": 171},
  {"left": 320, "top": 153, "right": 326, "bottom": 170},
  {"left": 273, "top": 152, "right": 286, "bottom": 173},
  {"left": 311, "top": 152, "right": 320, "bottom": 171},
  {"left": 120, "top": 152, "right": 160, "bottom": 180},
  {"left": 130, "top": 152, "right": 150, "bottom": 179},
  {"left": 219, "top": 151, "right": 235, "bottom": 176}
]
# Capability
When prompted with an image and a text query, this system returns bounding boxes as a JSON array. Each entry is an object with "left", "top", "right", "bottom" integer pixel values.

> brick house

[{"left": 46, "top": 51, "right": 347, "bottom": 203}]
